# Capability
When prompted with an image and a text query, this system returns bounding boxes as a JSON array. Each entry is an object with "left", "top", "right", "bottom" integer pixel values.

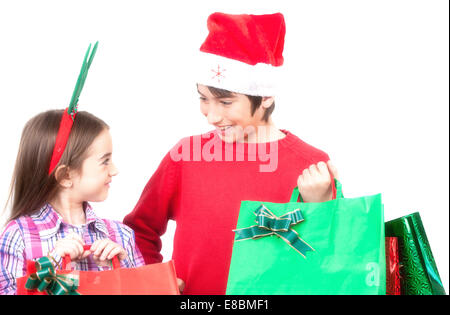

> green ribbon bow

[
  {"left": 25, "top": 256, "right": 80, "bottom": 295},
  {"left": 233, "top": 205, "right": 314, "bottom": 258}
]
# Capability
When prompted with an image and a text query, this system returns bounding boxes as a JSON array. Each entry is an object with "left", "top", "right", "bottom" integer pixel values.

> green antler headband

[{"left": 48, "top": 41, "right": 99, "bottom": 175}]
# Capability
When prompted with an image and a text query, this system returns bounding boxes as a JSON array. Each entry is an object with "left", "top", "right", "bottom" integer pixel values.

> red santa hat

[{"left": 197, "top": 12, "right": 286, "bottom": 97}]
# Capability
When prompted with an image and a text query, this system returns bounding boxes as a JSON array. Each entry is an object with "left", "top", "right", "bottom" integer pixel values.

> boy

[{"left": 124, "top": 12, "right": 339, "bottom": 294}]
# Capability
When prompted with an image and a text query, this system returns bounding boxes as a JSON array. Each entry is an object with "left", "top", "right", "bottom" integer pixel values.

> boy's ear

[
  {"left": 261, "top": 96, "right": 275, "bottom": 109},
  {"left": 54, "top": 165, "right": 73, "bottom": 188}
]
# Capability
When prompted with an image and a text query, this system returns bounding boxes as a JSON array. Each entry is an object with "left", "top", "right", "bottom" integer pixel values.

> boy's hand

[
  {"left": 88, "top": 238, "right": 128, "bottom": 267},
  {"left": 53, "top": 233, "right": 90, "bottom": 261},
  {"left": 177, "top": 278, "right": 185, "bottom": 294},
  {"left": 297, "top": 160, "right": 339, "bottom": 203}
]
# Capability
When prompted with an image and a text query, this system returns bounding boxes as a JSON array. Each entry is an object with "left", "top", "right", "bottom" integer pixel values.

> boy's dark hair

[{"left": 206, "top": 86, "right": 275, "bottom": 122}]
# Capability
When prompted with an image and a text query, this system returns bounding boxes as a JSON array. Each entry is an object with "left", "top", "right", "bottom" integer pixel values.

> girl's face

[{"left": 71, "top": 129, "right": 118, "bottom": 202}]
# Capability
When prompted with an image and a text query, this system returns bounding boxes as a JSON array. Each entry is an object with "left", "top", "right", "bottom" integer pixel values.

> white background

[{"left": 0, "top": 0, "right": 448, "bottom": 293}]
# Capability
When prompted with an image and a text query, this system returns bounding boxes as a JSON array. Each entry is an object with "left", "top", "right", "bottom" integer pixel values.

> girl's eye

[
  {"left": 102, "top": 159, "right": 110, "bottom": 165},
  {"left": 199, "top": 97, "right": 207, "bottom": 101},
  {"left": 220, "top": 101, "right": 232, "bottom": 106}
]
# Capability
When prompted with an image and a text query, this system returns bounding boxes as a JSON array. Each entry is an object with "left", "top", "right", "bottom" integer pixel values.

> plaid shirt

[{"left": 0, "top": 203, "right": 145, "bottom": 295}]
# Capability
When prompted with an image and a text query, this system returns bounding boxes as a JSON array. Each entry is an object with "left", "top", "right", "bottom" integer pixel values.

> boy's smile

[{"left": 197, "top": 84, "right": 278, "bottom": 143}]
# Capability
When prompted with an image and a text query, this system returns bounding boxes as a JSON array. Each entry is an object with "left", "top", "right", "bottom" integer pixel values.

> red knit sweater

[{"left": 123, "top": 130, "right": 330, "bottom": 294}]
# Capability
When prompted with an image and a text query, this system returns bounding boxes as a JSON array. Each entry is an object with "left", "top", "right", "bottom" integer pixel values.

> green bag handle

[{"left": 290, "top": 178, "right": 343, "bottom": 203}]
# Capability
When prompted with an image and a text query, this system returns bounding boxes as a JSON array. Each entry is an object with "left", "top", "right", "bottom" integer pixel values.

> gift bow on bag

[
  {"left": 233, "top": 205, "right": 314, "bottom": 258},
  {"left": 24, "top": 256, "right": 80, "bottom": 295},
  {"left": 17, "top": 244, "right": 180, "bottom": 295},
  {"left": 22, "top": 245, "right": 118, "bottom": 295}
]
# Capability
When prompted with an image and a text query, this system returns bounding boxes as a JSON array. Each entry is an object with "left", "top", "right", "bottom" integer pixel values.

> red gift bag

[
  {"left": 385, "top": 237, "right": 401, "bottom": 295},
  {"left": 17, "top": 246, "right": 179, "bottom": 295}
]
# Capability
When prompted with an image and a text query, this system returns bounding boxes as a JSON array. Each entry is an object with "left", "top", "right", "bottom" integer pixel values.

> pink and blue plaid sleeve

[
  {"left": 129, "top": 229, "right": 146, "bottom": 267},
  {"left": 0, "top": 221, "right": 26, "bottom": 295},
  {"left": 107, "top": 220, "right": 145, "bottom": 268},
  {"left": 122, "top": 228, "right": 146, "bottom": 268}
]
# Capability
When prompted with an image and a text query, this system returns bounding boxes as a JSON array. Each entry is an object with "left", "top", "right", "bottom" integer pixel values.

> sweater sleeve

[{"left": 123, "top": 150, "right": 179, "bottom": 264}]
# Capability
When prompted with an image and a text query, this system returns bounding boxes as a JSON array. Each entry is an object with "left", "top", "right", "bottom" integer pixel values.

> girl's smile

[{"left": 70, "top": 129, "right": 118, "bottom": 203}]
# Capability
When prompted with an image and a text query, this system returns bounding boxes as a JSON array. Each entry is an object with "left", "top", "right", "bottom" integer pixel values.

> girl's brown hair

[{"left": 5, "top": 110, "right": 109, "bottom": 222}]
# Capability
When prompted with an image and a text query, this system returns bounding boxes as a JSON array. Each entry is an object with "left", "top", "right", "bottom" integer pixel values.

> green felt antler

[{"left": 67, "top": 41, "right": 99, "bottom": 119}]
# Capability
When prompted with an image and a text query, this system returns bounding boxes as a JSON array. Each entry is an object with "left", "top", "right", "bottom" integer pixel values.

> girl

[{"left": 0, "top": 109, "right": 145, "bottom": 295}]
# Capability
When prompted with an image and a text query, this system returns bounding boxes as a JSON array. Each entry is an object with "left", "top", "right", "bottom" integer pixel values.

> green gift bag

[
  {"left": 226, "top": 180, "right": 386, "bottom": 295},
  {"left": 385, "top": 212, "right": 446, "bottom": 295}
]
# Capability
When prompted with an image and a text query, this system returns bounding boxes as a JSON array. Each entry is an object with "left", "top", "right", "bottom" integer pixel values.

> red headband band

[
  {"left": 48, "top": 42, "right": 98, "bottom": 175},
  {"left": 48, "top": 109, "right": 77, "bottom": 174}
]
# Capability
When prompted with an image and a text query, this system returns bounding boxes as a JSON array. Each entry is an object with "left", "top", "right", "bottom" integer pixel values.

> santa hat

[{"left": 197, "top": 12, "right": 286, "bottom": 97}]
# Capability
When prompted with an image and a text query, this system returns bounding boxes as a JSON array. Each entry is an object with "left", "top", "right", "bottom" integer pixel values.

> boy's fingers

[
  {"left": 308, "top": 164, "right": 319, "bottom": 177},
  {"left": 177, "top": 278, "right": 185, "bottom": 293},
  {"left": 327, "top": 160, "right": 339, "bottom": 180},
  {"left": 302, "top": 167, "right": 309, "bottom": 176},
  {"left": 297, "top": 174, "right": 304, "bottom": 186},
  {"left": 302, "top": 169, "right": 311, "bottom": 184},
  {"left": 317, "top": 161, "right": 330, "bottom": 180}
]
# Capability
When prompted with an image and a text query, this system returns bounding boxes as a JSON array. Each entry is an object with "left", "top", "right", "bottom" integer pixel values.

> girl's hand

[
  {"left": 53, "top": 233, "right": 89, "bottom": 261},
  {"left": 297, "top": 160, "right": 339, "bottom": 203},
  {"left": 87, "top": 238, "right": 128, "bottom": 267}
]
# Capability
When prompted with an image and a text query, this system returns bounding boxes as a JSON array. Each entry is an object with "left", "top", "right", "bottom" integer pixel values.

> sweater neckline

[{"left": 209, "top": 129, "right": 297, "bottom": 156}]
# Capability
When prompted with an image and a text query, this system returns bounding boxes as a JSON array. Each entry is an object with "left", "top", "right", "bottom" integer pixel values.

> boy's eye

[
  {"left": 220, "top": 100, "right": 232, "bottom": 106},
  {"left": 102, "top": 159, "right": 110, "bottom": 165},
  {"left": 199, "top": 97, "right": 207, "bottom": 101}
]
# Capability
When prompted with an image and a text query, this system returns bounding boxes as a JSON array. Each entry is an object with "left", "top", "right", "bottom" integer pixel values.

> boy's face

[{"left": 198, "top": 84, "right": 272, "bottom": 143}]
